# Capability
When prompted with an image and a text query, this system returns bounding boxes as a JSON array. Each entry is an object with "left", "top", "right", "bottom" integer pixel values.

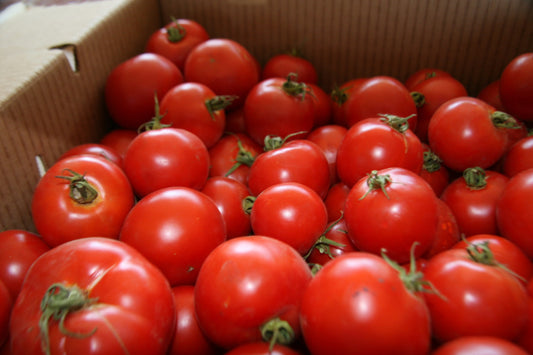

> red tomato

[
  {"left": 300, "top": 252, "right": 431, "bottom": 355},
  {"left": 423, "top": 246, "right": 529, "bottom": 343},
  {"left": 244, "top": 76, "right": 315, "bottom": 146},
  {"left": 123, "top": 127, "right": 210, "bottom": 197},
  {"left": 428, "top": 97, "right": 515, "bottom": 172},
  {"left": 418, "top": 145, "right": 450, "bottom": 197},
  {"left": 496, "top": 168, "right": 533, "bottom": 259},
  {"left": 184, "top": 38, "right": 259, "bottom": 109},
  {"left": 517, "top": 278, "right": 533, "bottom": 353},
  {"left": 344, "top": 76, "right": 418, "bottom": 129},
  {"left": 105, "top": 53, "right": 184, "bottom": 130},
  {"left": 201, "top": 176, "right": 252, "bottom": 239},
  {"left": 343, "top": 167, "right": 439, "bottom": 263},
  {"left": 323, "top": 181, "right": 350, "bottom": 222},
  {"left": 477, "top": 80, "right": 506, "bottom": 112},
  {"left": 160, "top": 82, "right": 231, "bottom": 148},
  {"left": 225, "top": 342, "right": 303, "bottom": 355},
  {"left": 440, "top": 168, "right": 508, "bottom": 237},
  {"left": 306, "top": 218, "right": 357, "bottom": 267},
  {"left": 0, "top": 230, "right": 50, "bottom": 301},
  {"left": 502, "top": 135, "right": 533, "bottom": 178},
  {"left": 250, "top": 182, "right": 328, "bottom": 255},
  {"left": 431, "top": 336, "right": 530, "bottom": 355},
  {"left": 224, "top": 107, "right": 247, "bottom": 134},
  {"left": 261, "top": 52, "right": 318, "bottom": 84},
  {"left": 499, "top": 52, "right": 533, "bottom": 121},
  {"left": 308, "top": 83, "right": 333, "bottom": 127},
  {"left": 194, "top": 236, "right": 313, "bottom": 350},
  {"left": 9, "top": 238, "right": 175, "bottom": 355},
  {"left": 58, "top": 143, "right": 123, "bottom": 169},
  {"left": 0, "top": 280, "right": 10, "bottom": 348},
  {"left": 404, "top": 68, "right": 451, "bottom": 91},
  {"left": 145, "top": 18, "right": 209, "bottom": 72},
  {"left": 306, "top": 124, "right": 347, "bottom": 186},
  {"left": 119, "top": 187, "right": 226, "bottom": 286},
  {"left": 99, "top": 129, "right": 138, "bottom": 159},
  {"left": 247, "top": 139, "right": 330, "bottom": 199},
  {"left": 336, "top": 115, "right": 424, "bottom": 187},
  {"left": 423, "top": 199, "right": 460, "bottom": 258},
  {"left": 330, "top": 78, "right": 366, "bottom": 127},
  {"left": 31, "top": 154, "right": 135, "bottom": 247},
  {"left": 167, "top": 286, "right": 219, "bottom": 355}
]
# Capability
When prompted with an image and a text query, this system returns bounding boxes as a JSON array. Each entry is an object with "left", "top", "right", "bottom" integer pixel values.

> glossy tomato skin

[
  {"left": 343, "top": 167, "right": 438, "bottom": 264},
  {"left": 306, "top": 124, "right": 348, "bottom": 186},
  {"left": 499, "top": 52, "right": 533, "bottom": 121},
  {"left": 423, "top": 247, "right": 529, "bottom": 343},
  {"left": 477, "top": 80, "right": 506, "bottom": 112},
  {"left": 99, "top": 129, "right": 138, "bottom": 159},
  {"left": 58, "top": 143, "right": 123, "bottom": 169},
  {"left": 9, "top": 238, "right": 175, "bottom": 355},
  {"left": 423, "top": 199, "right": 460, "bottom": 258},
  {"left": 0, "top": 230, "right": 50, "bottom": 301},
  {"left": 502, "top": 135, "right": 533, "bottom": 178},
  {"left": 123, "top": 127, "right": 210, "bottom": 197},
  {"left": 225, "top": 342, "right": 303, "bottom": 355},
  {"left": 404, "top": 68, "right": 451, "bottom": 91},
  {"left": 31, "top": 154, "right": 135, "bottom": 247},
  {"left": 119, "top": 187, "right": 226, "bottom": 286},
  {"left": 308, "top": 83, "right": 333, "bottom": 127},
  {"left": 250, "top": 182, "right": 328, "bottom": 255},
  {"left": 517, "top": 278, "right": 533, "bottom": 352},
  {"left": 194, "top": 236, "right": 313, "bottom": 350},
  {"left": 105, "top": 53, "right": 184, "bottom": 130},
  {"left": 300, "top": 252, "right": 431, "bottom": 355},
  {"left": 323, "top": 181, "right": 350, "bottom": 222},
  {"left": 330, "top": 78, "right": 367, "bottom": 127},
  {"left": 431, "top": 336, "right": 530, "bottom": 355},
  {"left": 261, "top": 53, "right": 318, "bottom": 84}
]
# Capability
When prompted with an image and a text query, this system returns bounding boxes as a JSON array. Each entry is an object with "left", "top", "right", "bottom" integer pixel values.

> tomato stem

[
  {"left": 224, "top": 135, "right": 256, "bottom": 177},
  {"left": 281, "top": 73, "right": 312, "bottom": 100},
  {"left": 379, "top": 113, "right": 414, "bottom": 133},
  {"left": 422, "top": 150, "right": 443, "bottom": 173},
  {"left": 330, "top": 84, "right": 351, "bottom": 106},
  {"left": 166, "top": 17, "right": 186, "bottom": 42},
  {"left": 138, "top": 93, "right": 172, "bottom": 132},
  {"left": 465, "top": 240, "right": 526, "bottom": 282},
  {"left": 462, "top": 167, "right": 487, "bottom": 190},
  {"left": 359, "top": 170, "right": 392, "bottom": 200},
  {"left": 410, "top": 91, "right": 426, "bottom": 108},
  {"left": 303, "top": 213, "right": 346, "bottom": 260},
  {"left": 263, "top": 131, "right": 308, "bottom": 151},
  {"left": 491, "top": 111, "right": 521, "bottom": 129},
  {"left": 205, "top": 95, "right": 237, "bottom": 121},
  {"left": 55, "top": 169, "right": 99, "bottom": 204},
  {"left": 242, "top": 195, "right": 256, "bottom": 215},
  {"left": 260, "top": 317, "right": 295, "bottom": 351}
]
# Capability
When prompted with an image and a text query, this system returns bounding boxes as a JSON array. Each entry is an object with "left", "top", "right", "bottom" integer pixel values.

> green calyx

[
  {"left": 303, "top": 213, "right": 347, "bottom": 261},
  {"left": 423, "top": 150, "right": 443, "bottom": 173},
  {"left": 379, "top": 113, "right": 414, "bottom": 133},
  {"left": 205, "top": 95, "right": 237, "bottom": 121},
  {"left": 138, "top": 93, "right": 172, "bottom": 132},
  {"left": 281, "top": 73, "right": 312, "bottom": 100},
  {"left": 55, "top": 169, "right": 98, "bottom": 204},
  {"left": 330, "top": 84, "right": 350, "bottom": 106},
  {"left": 462, "top": 167, "right": 487, "bottom": 190},
  {"left": 260, "top": 317, "right": 295, "bottom": 351},
  {"left": 242, "top": 195, "right": 256, "bottom": 215},
  {"left": 491, "top": 111, "right": 521, "bottom": 129},
  {"left": 359, "top": 170, "right": 392, "bottom": 200},
  {"left": 224, "top": 135, "right": 257, "bottom": 177},
  {"left": 410, "top": 91, "right": 426, "bottom": 108},
  {"left": 465, "top": 240, "right": 526, "bottom": 282},
  {"left": 166, "top": 17, "right": 186, "bottom": 42},
  {"left": 263, "top": 131, "right": 308, "bottom": 151}
]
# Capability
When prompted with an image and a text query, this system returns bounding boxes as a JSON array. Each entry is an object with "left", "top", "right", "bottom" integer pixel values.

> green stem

[
  {"left": 423, "top": 150, "right": 443, "bottom": 173},
  {"left": 224, "top": 136, "right": 257, "bottom": 177},
  {"left": 379, "top": 113, "right": 414, "bottom": 133},
  {"left": 263, "top": 131, "right": 308, "bottom": 151},
  {"left": 260, "top": 317, "right": 295, "bottom": 352},
  {"left": 137, "top": 93, "right": 172, "bottom": 132},
  {"left": 205, "top": 95, "right": 237, "bottom": 121},
  {"left": 166, "top": 17, "right": 186, "bottom": 42},
  {"left": 55, "top": 169, "right": 98, "bottom": 204},
  {"left": 491, "top": 111, "right": 521, "bottom": 129},
  {"left": 465, "top": 240, "right": 526, "bottom": 282},
  {"left": 281, "top": 73, "right": 312, "bottom": 100},
  {"left": 242, "top": 195, "right": 256, "bottom": 215},
  {"left": 303, "top": 213, "right": 346, "bottom": 260},
  {"left": 410, "top": 91, "right": 426, "bottom": 108},
  {"left": 462, "top": 167, "right": 487, "bottom": 190},
  {"left": 359, "top": 170, "right": 392, "bottom": 200}
]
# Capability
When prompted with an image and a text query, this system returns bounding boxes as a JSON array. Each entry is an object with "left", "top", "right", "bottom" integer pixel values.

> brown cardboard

[{"left": 0, "top": 0, "right": 532, "bottom": 232}]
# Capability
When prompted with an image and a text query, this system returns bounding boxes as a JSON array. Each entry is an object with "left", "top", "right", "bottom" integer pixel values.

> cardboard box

[{"left": 0, "top": 0, "right": 532, "bottom": 232}]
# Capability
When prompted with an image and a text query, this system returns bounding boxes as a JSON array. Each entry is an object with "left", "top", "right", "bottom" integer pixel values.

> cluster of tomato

[{"left": 1, "top": 17, "right": 533, "bottom": 355}]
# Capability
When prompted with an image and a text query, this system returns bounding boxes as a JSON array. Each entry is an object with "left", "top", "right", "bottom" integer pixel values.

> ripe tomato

[
  {"left": 9, "top": 238, "right": 175, "bottom": 355},
  {"left": 343, "top": 167, "right": 438, "bottom": 263},
  {"left": 306, "top": 124, "right": 348, "bottom": 186},
  {"left": 517, "top": 278, "right": 533, "bottom": 353},
  {"left": 123, "top": 127, "right": 210, "bottom": 197},
  {"left": 502, "top": 135, "right": 533, "bottom": 178},
  {"left": 145, "top": 18, "right": 209, "bottom": 72},
  {"left": 225, "top": 342, "right": 304, "bottom": 355},
  {"left": 431, "top": 336, "right": 530, "bottom": 355},
  {"left": 261, "top": 52, "right": 318, "bottom": 84},
  {"left": 418, "top": 144, "right": 450, "bottom": 197},
  {"left": 499, "top": 52, "right": 533, "bottom": 121},
  {"left": 323, "top": 181, "right": 350, "bottom": 222},
  {"left": 423, "top": 199, "right": 460, "bottom": 259},
  {"left": 105, "top": 53, "right": 184, "bottom": 130},
  {"left": 0, "top": 230, "right": 50, "bottom": 301},
  {"left": 404, "top": 68, "right": 451, "bottom": 90},
  {"left": 184, "top": 38, "right": 259, "bottom": 109},
  {"left": 477, "top": 80, "right": 506, "bottom": 112},
  {"left": 336, "top": 115, "right": 424, "bottom": 187},
  {"left": 99, "top": 128, "right": 138, "bottom": 159},
  {"left": 249, "top": 182, "right": 328, "bottom": 255},
  {"left": 306, "top": 218, "right": 357, "bottom": 267},
  {"left": 440, "top": 167, "right": 508, "bottom": 237},
  {"left": 0, "top": 280, "right": 10, "bottom": 348},
  {"left": 330, "top": 78, "right": 366, "bottom": 127},
  {"left": 58, "top": 143, "right": 123, "bottom": 169},
  {"left": 300, "top": 252, "right": 431, "bottom": 355},
  {"left": 194, "top": 236, "right": 313, "bottom": 350},
  {"left": 31, "top": 154, "right": 135, "bottom": 247},
  {"left": 496, "top": 168, "right": 533, "bottom": 259},
  {"left": 308, "top": 83, "right": 333, "bottom": 127},
  {"left": 119, "top": 187, "right": 226, "bottom": 286}
]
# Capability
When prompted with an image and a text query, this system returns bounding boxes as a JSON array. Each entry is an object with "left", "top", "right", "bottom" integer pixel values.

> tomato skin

[
  {"left": 261, "top": 53, "right": 318, "bottom": 84},
  {"left": 423, "top": 199, "right": 460, "bottom": 259},
  {"left": 31, "top": 154, "right": 135, "bottom": 247},
  {"left": 224, "top": 342, "right": 303, "bottom": 355},
  {"left": 308, "top": 83, "right": 333, "bottom": 127},
  {"left": 105, "top": 53, "right": 184, "bottom": 130},
  {"left": 119, "top": 187, "right": 226, "bottom": 286},
  {"left": 123, "top": 127, "right": 210, "bottom": 197},
  {"left": 99, "top": 129, "right": 138, "bottom": 159},
  {"left": 330, "top": 78, "right": 366, "bottom": 127},
  {"left": 419, "top": 145, "right": 450, "bottom": 197},
  {"left": 343, "top": 167, "right": 438, "bottom": 264},
  {"left": 423, "top": 247, "right": 529, "bottom": 343},
  {"left": 145, "top": 18, "right": 209, "bottom": 72},
  {"left": 306, "top": 124, "right": 347, "bottom": 186},
  {"left": 404, "top": 68, "right": 451, "bottom": 91},
  {"left": 517, "top": 278, "right": 533, "bottom": 352},
  {"left": 477, "top": 80, "right": 506, "bottom": 112},
  {"left": 59, "top": 143, "right": 123, "bottom": 169},
  {"left": 502, "top": 135, "right": 533, "bottom": 178},
  {"left": 431, "top": 336, "right": 530, "bottom": 355},
  {"left": 0, "top": 280, "right": 10, "bottom": 348},
  {"left": 323, "top": 181, "right": 350, "bottom": 222},
  {"left": 499, "top": 52, "right": 533, "bottom": 121},
  {"left": 194, "top": 236, "right": 313, "bottom": 350},
  {"left": 300, "top": 252, "right": 431, "bottom": 355},
  {"left": 9, "top": 238, "right": 175, "bottom": 355}
]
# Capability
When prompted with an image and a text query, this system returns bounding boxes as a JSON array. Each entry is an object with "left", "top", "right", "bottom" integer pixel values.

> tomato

[
  {"left": 224, "top": 107, "right": 247, "bottom": 134},
  {"left": 99, "top": 129, "right": 138, "bottom": 159},
  {"left": 404, "top": 68, "right": 451, "bottom": 91},
  {"left": 306, "top": 218, "right": 357, "bottom": 267},
  {"left": 244, "top": 76, "right": 315, "bottom": 146},
  {"left": 119, "top": 187, "right": 226, "bottom": 286},
  {"left": 105, "top": 53, "right": 184, "bottom": 130},
  {"left": 440, "top": 167, "right": 508, "bottom": 237},
  {"left": 308, "top": 83, "right": 333, "bottom": 127},
  {"left": 167, "top": 286, "right": 219, "bottom": 355},
  {"left": 0, "top": 280, "right": 10, "bottom": 348},
  {"left": 261, "top": 52, "right": 318, "bottom": 84},
  {"left": 247, "top": 139, "right": 330, "bottom": 199},
  {"left": 428, "top": 97, "right": 516, "bottom": 172},
  {"left": 58, "top": 143, "right": 123, "bottom": 169},
  {"left": 9, "top": 238, "right": 175, "bottom": 355},
  {"left": 418, "top": 144, "right": 450, "bottom": 197},
  {"left": 336, "top": 115, "right": 424, "bottom": 187},
  {"left": 423, "top": 246, "right": 529, "bottom": 343},
  {"left": 502, "top": 135, "right": 533, "bottom": 178},
  {"left": 330, "top": 78, "right": 366, "bottom": 127},
  {"left": 194, "top": 236, "right": 313, "bottom": 350},
  {"left": 496, "top": 168, "right": 533, "bottom": 259},
  {"left": 343, "top": 168, "right": 439, "bottom": 263},
  {"left": 123, "top": 127, "right": 210, "bottom": 197},
  {"left": 0, "top": 230, "right": 50, "bottom": 301},
  {"left": 300, "top": 252, "right": 431, "bottom": 355},
  {"left": 499, "top": 52, "right": 533, "bottom": 121},
  {"left": 201, "top": 176, "right": 252, "bottom": 239},
  {"left": 306, "top": 124, "right": 347, "bottom": 186},
  {"left": 344, "top": 76, "right": 418, "bottom": 129},
  {"left": 517, "top": 278, "right": 533, "bottom": 353},
  {"left": 477, "top": 80, "right": 506, "bottom": 112},
  {"left": 31, "top": 154, "right": 135, "bottom": 247},
  {"left": 184, "top": 38, "right": 259, "bottom": 109},
  {"left": 225, "top": 342, "right": 304, "bottom": 355},
  {"left": 159, "top": 82, "right": 232, "bottom": 148},
  {"left": 145, "top": 18, "right": 209, "bottom": 72},
  {"left": 423, "top": 199, "right": 460, "bottom": 259},
  {"left": 323, "top": 181, "right": 350, "bottom": 222},
  {"left": 431, "top": 336, "right": 530, "bottom": 355}
]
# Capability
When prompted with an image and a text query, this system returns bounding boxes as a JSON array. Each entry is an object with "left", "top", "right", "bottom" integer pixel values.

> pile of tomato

[{"left": 1, "top": 17, "right": 533, "bottom": 355}]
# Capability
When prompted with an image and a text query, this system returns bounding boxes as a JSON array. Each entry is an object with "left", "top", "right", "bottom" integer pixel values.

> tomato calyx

[
  {"left": 462, "top": 166, "right": 487, "bottom": 190},
  {"left": 166, "top": 17, "right": 187, "bottom": 42},
  {"left": 55, "top": 169, "right": 98, "bottom": 204},
  {"left": 242, "top": 195, "right": 256, "bottom": 215},
  {"left": 260, "top": 317, "right": 295, "bottom": 351},
  {"left": 263, "top": 131, "right": 308, "bottom": 151},
  {"left": 465, "top": 240, "right": 526, "bottom": 282},
  {"left": 303, "top": 214, "right": 346, "bottom": 261},
  {"left": 281, "top": 73, "right": 312, "bottom": 100},
  {"left": 225, "top": 135, "right": 257, "bottom": 176},
  {"left": 379, "top": 113, "right": 414, "bottom": 133},
  {"left": 39, "top": 283, "right": 98, "bottom": 355},
  {"left": 138, "top": 93, "right": 172, "bottom": 132},
  {"left": 205, "top": 95, "right": 237, "bottom": 121},
  {"left": 330, "top": 84, "right": 350, "bottom": 106},
  {"left": 410, "top": 91, "right": 426, "bottom": 108},
  {"left": 422, "top": 150, "right": 443, "bottom": 173},
  {"left": 491, "top": 111, "right": 521, "bottom": 129},
  {"left": 359, "top": 170, "right": 392, "bottom": 200}
]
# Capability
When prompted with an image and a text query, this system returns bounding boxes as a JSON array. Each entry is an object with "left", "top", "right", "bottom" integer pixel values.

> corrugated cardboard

[{"left": 0, "top": 0, "right": 531, "bottom": 231}]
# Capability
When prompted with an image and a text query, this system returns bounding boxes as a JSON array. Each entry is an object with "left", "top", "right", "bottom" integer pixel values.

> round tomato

[
  {"left": 261, "top": 52, "right": 318, "bottom": 84},
  {"left": 499, "top": 52, "right": 533, "bottom": 121},
  {"left": 323, "top": 181, "right": 350, "bottom": 222},
  {"left": 9, "top": 238, "right": 175, "bottom": 355},
  {"left": 105, "top": 53, "right": 184, "bottom": 130},
  {"left": 58, "top": 143, "right": 123, "bottom": 169},
  {"left": 517, "top": 277, "right": 533, "bottom": 353},
  {"left": 502, "top": 135, "right": 533, "bottom": 178},
  {"left": 119, "top": 187, "right": 226, "bottom": 286},
  {"left": 431, "top": 336, "right": 530, "bottom": 355},
  {"left": 404, "top": 68, "right": 451, "bottom": 91},
  {"left": 194, "top": 236, "right": 313, "bottom": 350},
  {"left": 99, "top": 128, "right": 138, "bottom": 159},
  {"left": 477, "top": 80, "right": 506, "bottom": 112},
  {"left": 418, "top": 145, "right": 450, "bottom": 197},
  {"left": 308, "top": 83, "right": 333, "bottom": 127},
  {"left": 225, "top": 342, "right": 304, "bottom": 355},
  {"left": 31, "top": 154, "right": 135, "bottom": 247},
  {"left": 0, "top": 280, "right": 10, "bottom": 348},
  {"left": 423, "top": 199, "right": 460, "bottom": 259},
  {"left": 330, "top": 78, "right": 367, "bottom": 127},
  {"left": 306, "top": 124, "right": 348, "bottom": 186},
  {"left": 306, "top": 218, "right": 357, "bottom": 267}
]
